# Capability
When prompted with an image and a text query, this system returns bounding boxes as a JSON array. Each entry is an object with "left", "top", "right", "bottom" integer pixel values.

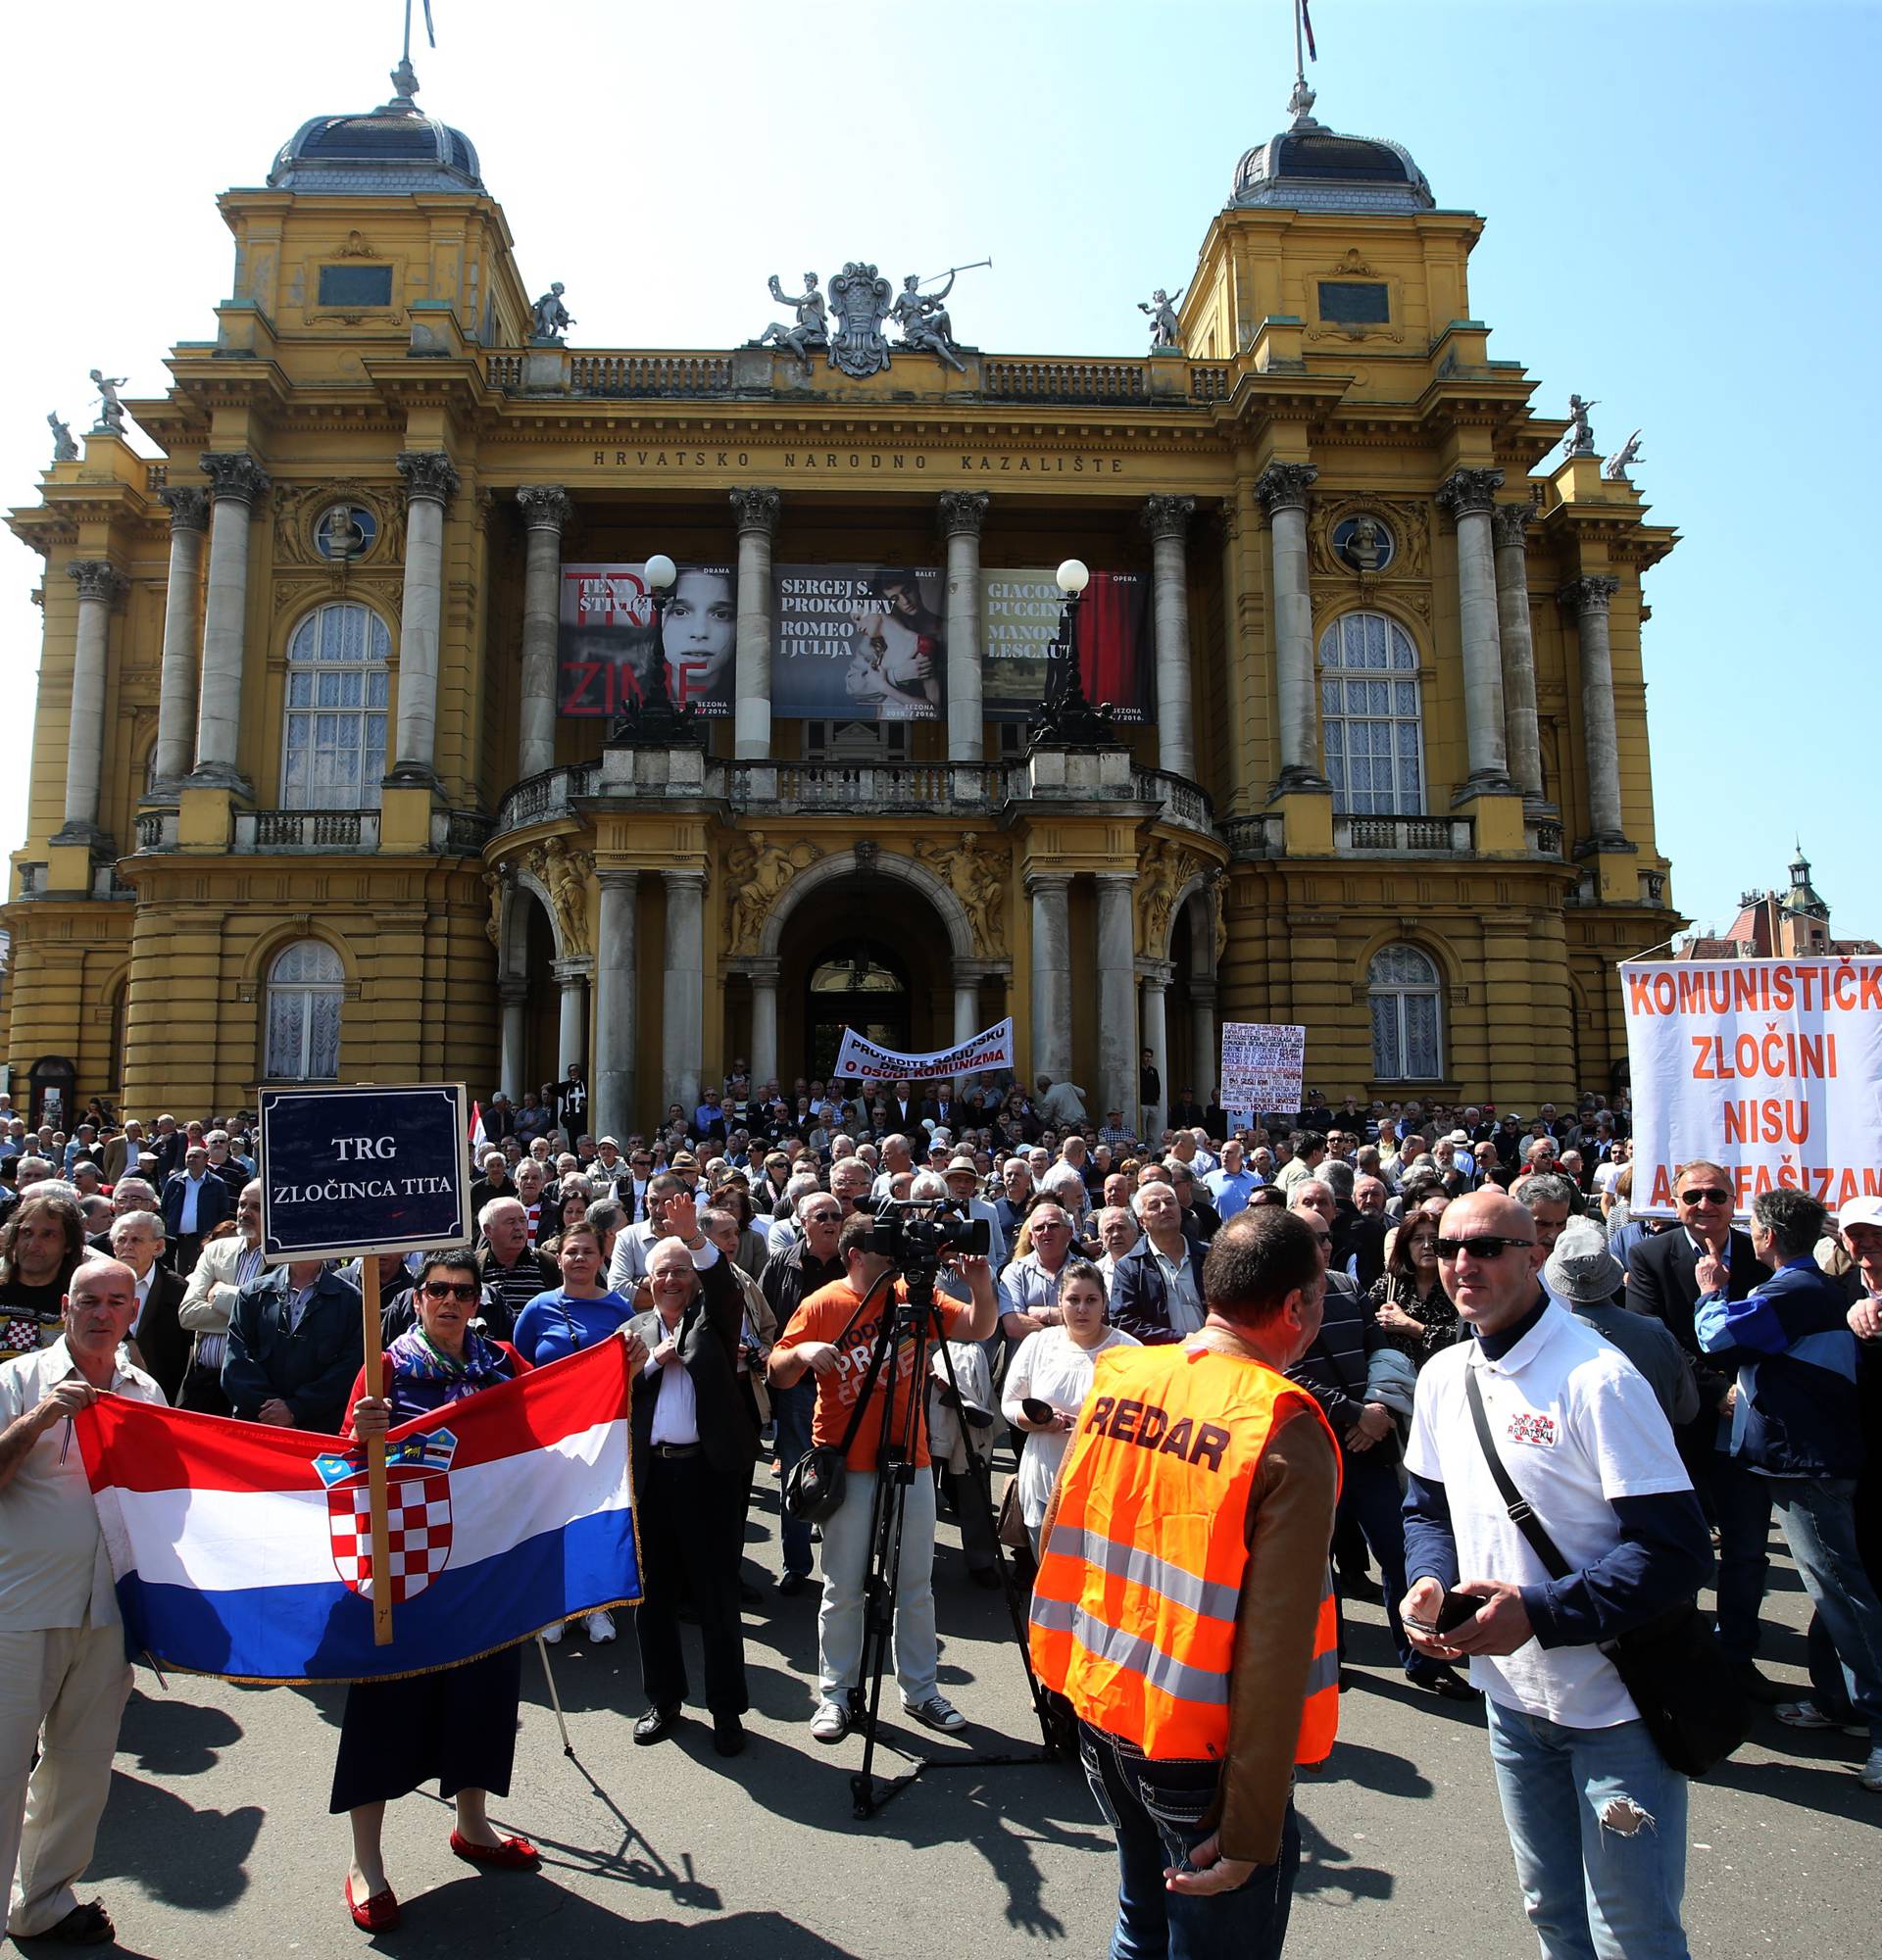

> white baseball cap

[{"left": 1837, "top": 1196, "right": 1882, "bottom": 1233}]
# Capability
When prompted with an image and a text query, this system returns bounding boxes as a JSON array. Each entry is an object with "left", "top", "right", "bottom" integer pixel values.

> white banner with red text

[
  {"left": 833, "top": 1017, "right": 1015, "bottom": 1084},
  {"left": 1621, "top": 956, "right": 1882, "bottom": 1217}
]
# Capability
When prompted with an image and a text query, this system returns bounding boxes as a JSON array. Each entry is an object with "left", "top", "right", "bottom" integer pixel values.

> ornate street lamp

[
  {"left": 609, "top": 552, "right": 703, "bottom": 748},
  {"left": 1027, "top": 557, "right": 1116, "bottom": 748}
]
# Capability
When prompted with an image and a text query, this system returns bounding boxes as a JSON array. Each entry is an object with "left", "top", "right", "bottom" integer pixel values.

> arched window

[
  {"left": 281, "top": 603, "right": 391, "bottom": 809},
  {"left": 1318, "top": 612, "right": 1423, "bottom": 815},
  {"left": 1368, "top": 945, "right": 1442, "bottom": 1082},
  {"left": 265, "top": 940, "right": 345, "bottom": 1080}
]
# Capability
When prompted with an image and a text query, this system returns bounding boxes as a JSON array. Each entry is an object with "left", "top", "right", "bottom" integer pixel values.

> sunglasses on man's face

[
  {"left": 1435, "top": 1236, "right": 1536, "bottom": 1262},
  {"left": 421, "top": 1280, "right": 479, "bottom": 1303},
  {"left": 1678, "top": 1188, "right": 1730, "bottom": 1207}
]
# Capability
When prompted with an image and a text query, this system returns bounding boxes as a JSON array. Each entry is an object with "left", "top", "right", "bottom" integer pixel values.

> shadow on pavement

[
  {"left": 118, "top": 1689, "right": 242, "bottom": 1777},
  {"left": 1294, "top": 1808, "right": 1395, "bottom": 1904},
  {"left": 88, "top": 1768, "right": 264, "bottom": 1912}
]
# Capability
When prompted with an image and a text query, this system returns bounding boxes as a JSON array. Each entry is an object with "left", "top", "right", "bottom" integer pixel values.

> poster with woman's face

[
  {"left": 557, "top": 564, "right": 737, "bottom": 717},
  {"left": 770, "top": 565, "right": 947, "bottom": 722}
]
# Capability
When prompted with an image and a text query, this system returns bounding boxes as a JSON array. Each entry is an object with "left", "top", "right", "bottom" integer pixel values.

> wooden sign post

[{"left": 257, "top": 1084, "right": 472, "bottom": 1650}]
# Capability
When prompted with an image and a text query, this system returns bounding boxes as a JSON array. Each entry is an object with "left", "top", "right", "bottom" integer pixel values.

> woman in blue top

[{"left": 512, "top": 1219, "right": 637, "bottom": 1648}]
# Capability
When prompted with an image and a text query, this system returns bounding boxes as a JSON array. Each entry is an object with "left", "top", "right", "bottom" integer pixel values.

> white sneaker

[
  {"left": 585, "top": 1609, "right": 618, "bottom": 1644},
  {"left": 905, "top": 1692, "right": 966, "bottom": 1733},
  {"left": 540, "top": 1621, "right": 564, "bottom": 1645},
  {"left": 810, "top": 1699, "right": 850, "bottom": 1744},
  {"left": 1776, "top": 1700, "right": 1864, "bottom": 1736},
  {"left": 1862, "top": 1746, "right": 1882, "bottom": 1792}
]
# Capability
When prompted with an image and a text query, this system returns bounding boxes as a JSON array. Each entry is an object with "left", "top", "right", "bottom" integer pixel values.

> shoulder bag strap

[{"left": 1462, "top": 1363, "right": 1574, "bottom": 1583}]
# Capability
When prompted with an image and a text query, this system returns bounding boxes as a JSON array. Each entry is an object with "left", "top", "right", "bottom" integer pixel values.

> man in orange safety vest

[{"left": 1029, "top": 1205, "right": 1340, "bottom": 1960}]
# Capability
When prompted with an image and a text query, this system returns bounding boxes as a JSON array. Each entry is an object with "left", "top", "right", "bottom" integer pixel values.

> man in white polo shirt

[
  {"left": 1400, "top": 1189, "right": 1710, "bottom": 1960},
  {"left": 0, "top": 1259, "right": 166, "bottom": 1947}
]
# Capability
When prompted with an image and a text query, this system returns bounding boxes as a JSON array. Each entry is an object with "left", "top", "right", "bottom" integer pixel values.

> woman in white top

[{"left": 1001, "top": 1258, "right": 1138, "bottom": 1552}]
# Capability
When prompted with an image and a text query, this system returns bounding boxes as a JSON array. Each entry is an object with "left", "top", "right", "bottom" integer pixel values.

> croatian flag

[{"left": 76, "top": 1342, "right": 641, "bottom": 1683}]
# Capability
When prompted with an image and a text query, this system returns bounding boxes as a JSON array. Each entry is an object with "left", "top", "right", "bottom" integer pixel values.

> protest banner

[
  {"left": 1219, "top": 1022, "right": 1308, "bottom": 1116},
  {"left": 1622, "top": 956, "right": 1882, "bottom": 1216},
  {"left": 259, "top": 1082, "right": 471, "bottom": 1642},
  {"left": 833, "top": 1016, "right": 1016, "bottom": 1083}
]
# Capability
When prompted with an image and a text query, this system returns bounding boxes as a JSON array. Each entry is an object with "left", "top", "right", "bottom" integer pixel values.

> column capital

[
  {"left": 729, "top": 486, "right": 781, "bottom": 536},
  {"left": 1254, "top": 461, "right": 1317, "bottom": 516},
  {"left": 661, "top": 865, "right": 709, "bottom": 892},
  {"left": 158, "top": 485, "right": 210, "bottom": 534},
  {"left": 68, "top": 559, "right": 124, "bottom": 606},
  {"left": 1136, "top": 958, "right": 1175, "bottom": 988},
  {"left": 1093, "top": 868, "right": 1140, "bottom": 891},
  {"left": 1189, "top": 978, "right": 1218, "bottom": 1007},
  {"left": 936, "top": 489, "right": 989, "bottom": 539},
  {"left": 1141, "top": 494, "right": 1196, "bottom": 542},
  {"left": 596, "top": 865, "right": 638, "bottom": 893},
  {"left": 1024, "top": 868, "right": 1073, "bottom": 896},
  {"left": 1559, "top": 573, "right": 1620, "bottom": 615},
  {"left": 1490, "top": 502, "right": 1534, "bottom": 550},
  {"left": 1435, "top": 466, "right": 1506, "bottom": 521},
  {"left": 517, "top": 484, "right": 572, "bottom": 532},
  {"left": 199, "top": 451, "right": 271, "bottom": 507},
  {"left": 396, "top": 449, "right": 462, "bottom": 506},
  {"left": 734, "top": 956, "right": 783, "bottom": 985},
  {"left": 498, "top": 979, "right": 530, "bottom": 1006}
]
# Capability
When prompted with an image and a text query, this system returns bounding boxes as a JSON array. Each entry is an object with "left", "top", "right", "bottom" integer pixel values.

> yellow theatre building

[{"left": 3, "top": 61, "right": 1681, "bottom": 1138}]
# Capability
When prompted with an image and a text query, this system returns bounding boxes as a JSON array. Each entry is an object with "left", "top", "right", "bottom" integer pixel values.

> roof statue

[
  {"left": 757, "top": 273, "right": 829, "bottom": 371},
  {"left": 891, "top": 271, "right": 966, "bottom": 374},
  {"left": 1139, "top": 287, "right": 1183, "bottom": 351},
  {"left": 88, "top": 372, "right": 127, "bottom": 437},
  {"left": 530, "top": 283, "right": 574, "bottom": 345},
  {"left": 1563, "top": 394, "right": 1599, "bottom": 458},
  {"left": 46, "top": 414, "right": 77, "bottom": 465},
  {"left": 1604, "top": 429, "right": 1644, "bottom": 481},
  {"left": 826, "top": 263, "right": 894, "bottom": 378}
]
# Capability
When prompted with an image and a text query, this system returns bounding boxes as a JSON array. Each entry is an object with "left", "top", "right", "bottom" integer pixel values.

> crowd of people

[{"left": 0, "top": 1063, "right": 1878, "bottom": 1955}]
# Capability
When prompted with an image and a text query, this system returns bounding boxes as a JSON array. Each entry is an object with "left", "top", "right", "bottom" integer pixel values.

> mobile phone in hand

[
  {"left": 1435, "top": 1589, "right": 1481, "bottom": 1635},
  {"left": 1021, "top": 1396, "right": 1058, "bottom": 1426}
]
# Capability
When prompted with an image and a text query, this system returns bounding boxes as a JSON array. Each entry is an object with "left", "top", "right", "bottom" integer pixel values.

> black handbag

[{"left": 1462, "top": 1367, "right": 1752, "bottom": 1779}]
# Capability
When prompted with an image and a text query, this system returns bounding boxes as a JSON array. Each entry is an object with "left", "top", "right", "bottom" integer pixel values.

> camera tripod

[{"left": 832, "top": 1256, "right": 1067, "bottom": 1819}]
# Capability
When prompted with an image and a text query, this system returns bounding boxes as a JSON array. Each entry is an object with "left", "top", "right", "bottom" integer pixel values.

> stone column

[
  {"left": 387, "top": 450, "right": 461, "bottom": 787},
  {"left": 1560, "top": 575, "right": 1626, "bottom": 847},
  {"left": 499, "top": 981, "right": 528, "bottom": 1102},
  {"left": 662, "top": 869, "right": 707, "bottom": 1114},
  {"left": 1143, "top": 496, "right": 1197, "bottom": 780},
  {"left": 1491, "top": 503, "right": 1545, "bottom": 806},
  {"left": 517, "top": 486, "right": 570, "bottom": 780},
  {"left": 594, "top": 870, "right": 637, "bottom": 1141},
  {"left": 1255, "top": 463, "right": 1325, "bottom": 789},
  {"left": 952, "top": 966, "right": 981, "bottom": 1046},
  {"left": 151, "top": 487, "right": 209, "bottom": 796},
  {"left": 554, "top": 962, "right": 588, "bottom": 1076},
  {"left": 190, "top": 452, "right": 270, "bottom": 788},
  {"left": 1026, "top": 871, "right": 1072, "bottom": 1081},
  {"left": 1190, "top": 979, "right": 1218, "bottom": 1116},
  {"left": 940, "top": 491, "right": 989, "bottom": 762},
  {"left": 1436, "top": 467, "right": 1513, "bottom": 796},
  {"left": 730, "top": 488, "right": 780, "bottom": 760},
  {"left": 1094, "top": 873, "right": 1139, "bottom": 1129},
  {"left": 748, "top": 957, "right": 781, "bottom": 1090},
  {"left": 55, "top": 560, "right": 124, "bottom": 844},
  {"left": 1140, "top": 964, "right": 1170, "bottom": 1140}
]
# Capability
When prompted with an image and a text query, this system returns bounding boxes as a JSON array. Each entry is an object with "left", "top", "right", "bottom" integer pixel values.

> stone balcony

[{"left": 125, "top": 807, "right": 490, "bottom": 858}]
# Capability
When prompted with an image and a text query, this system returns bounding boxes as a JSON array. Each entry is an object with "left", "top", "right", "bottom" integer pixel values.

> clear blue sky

[{"left": 4, "top": 1, "right": 1873, "bottom": 940}]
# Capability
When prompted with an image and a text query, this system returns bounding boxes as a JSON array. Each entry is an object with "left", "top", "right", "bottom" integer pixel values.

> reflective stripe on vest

[{"left": 1028, "top": 1342, "right": 1341, "bottom": 1763}]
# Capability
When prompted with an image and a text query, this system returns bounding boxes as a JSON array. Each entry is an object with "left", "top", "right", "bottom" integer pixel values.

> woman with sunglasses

[
  {"left": 332, "top": 1250, "right": 642, "bottom": 1934},
  {"left": 1368, "top": 1211, "right": 1460, "bottom": 1367}
]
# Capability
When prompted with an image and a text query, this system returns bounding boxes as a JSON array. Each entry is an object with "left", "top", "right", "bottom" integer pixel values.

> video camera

[{"left": 866, "top": 1199, "right": 991, "bottom": 1265}]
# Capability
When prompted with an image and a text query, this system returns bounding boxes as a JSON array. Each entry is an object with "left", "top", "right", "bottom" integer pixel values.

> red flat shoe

[
  {"left": 345, "top": 1874, "right": 400, "bottom": 1932},
  {"left": 449, "top": 1830, "right": 541, "bottom": 1870}
]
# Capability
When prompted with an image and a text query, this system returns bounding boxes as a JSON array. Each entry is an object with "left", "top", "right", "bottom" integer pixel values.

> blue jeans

[
  {"left": 1707, "top": 1452, "right": 1772, "bottom": 1664},
  {"left": 1768, "top": 1477, "right": 1882, "bottom": 1742},
  {"left": 1077, "top": 1722, "right": 1298, "bottom": 1960},
  {"left": 1484, "top": 1698, "right": 1690, "bottom": 1960},
  {"left": 771, "top": 1376, "right": 817, "bottom": 1579}
]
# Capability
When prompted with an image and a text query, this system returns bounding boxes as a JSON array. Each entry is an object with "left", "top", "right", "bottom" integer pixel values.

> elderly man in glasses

[
  {"left": 1402, "top": 1189, "right": 1710, "bottom": 1960},
  {"left": 1627, "top": 1159, "right": 1778, "bottom": 1701}
]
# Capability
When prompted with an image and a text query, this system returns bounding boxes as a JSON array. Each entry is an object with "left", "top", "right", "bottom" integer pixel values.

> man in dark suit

[
  {"left": 111, "top": 1208, "right": 191, "bottom": 1404},
  {"left": 1627, "top": 1157, "right": 1776, "bottom": 1697},
  {"left": 1107, "top": 1180, "right": 1211, "bottom": 1345},
  {"left": 625, "top": 1195, "right": 757, "bottom": 1756},
  {"left": 921, "top": 1079, "right": 961, "bottom": 1131},
  {"left": 886, "top": 1079, "right": 921, "bottom": 1131},
  {"left": 221, "top": 1260, "right": 365, "bottom": 1436},
  {"left": 162, "top": 1146, "right": 233, "bottom": 1275},
  {"left": 1166, "top": 1087, "right": 1206, "bottom": 1131}
]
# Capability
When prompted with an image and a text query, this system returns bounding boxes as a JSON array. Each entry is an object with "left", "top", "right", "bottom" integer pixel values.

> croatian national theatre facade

[{"left": 2, "top": 64, "right": 1681, "bottom": 1136}]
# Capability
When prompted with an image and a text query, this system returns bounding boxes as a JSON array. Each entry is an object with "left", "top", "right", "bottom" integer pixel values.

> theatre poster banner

[
  {"left": 770, "top": 565, "right": 947, "bottom": 722},
  {"left": 558, "top": 563, "right": 737, "bottom": 717},
  {"left": 981, "top": 568, "right": 1151, "bottom": 722},
  {"left": 1621, "top": 956, "right": 1882, "bottom": 1217}
]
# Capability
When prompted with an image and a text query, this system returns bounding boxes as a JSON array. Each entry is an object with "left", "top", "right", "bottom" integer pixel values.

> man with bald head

[
  {"left": 1402, "top": 1190, "right": 1710, "bottom": 1959},
  {"left": 0, "top": 1259, "right": 166, "bottom": 1946}
]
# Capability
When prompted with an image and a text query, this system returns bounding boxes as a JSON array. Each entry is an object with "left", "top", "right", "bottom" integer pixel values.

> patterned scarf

[{"left": 385, "top": 1323, "right": 514, "bottom": 1414}]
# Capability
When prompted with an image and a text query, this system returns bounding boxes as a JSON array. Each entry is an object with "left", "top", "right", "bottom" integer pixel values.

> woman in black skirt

[{"left": 333, "top": 1250, "right": 645, "bottom": 1932}]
